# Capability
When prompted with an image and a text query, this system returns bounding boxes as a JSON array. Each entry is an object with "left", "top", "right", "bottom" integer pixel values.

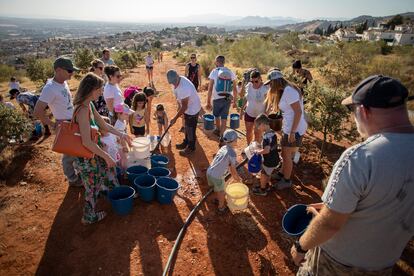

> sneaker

[
  {"left": 276, "top": 178, "right": 292, "bottom": 190},
  {"left": 252, "top": 186, "right": 268, "bottom": 196},
  {"left": 69, "top": 178, "right": 83, "bottom": 187},
  {"left": 213, "top": 128, "right": 220, "bottom": 137},
  {"left": 175, "top": 142, "right": 187, "bottom": 150},
  {"left": 216, "top": 206, "right": 229, "bottom": 215},
  {"left": 179, "top": 147, "right": 195, "bottom": 156}
]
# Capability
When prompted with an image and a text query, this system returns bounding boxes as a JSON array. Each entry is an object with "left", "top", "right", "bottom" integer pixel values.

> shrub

[
  {"left": 229, "top": 36, "right": 289, "bottom": 72},
  {"left": 305, "top": 81, "right": 349, "bottom": 158},
  {"left": 113, "top": 51, "right": 141, "bottom": 69},
  {"left": 0, "top": 64, "right": 16, "bottom": 82},
  {"left": 199, "top": 57, "right": 214, "bottom": 79},
  {"left": 26, "top": 58, "right": 54, "bottom": 83},
  {"left": 74, "top": 48, "right": 95, "bottom": 71},
  {"left": 0, "top": 105, "right": 32, "bottom": 151}
]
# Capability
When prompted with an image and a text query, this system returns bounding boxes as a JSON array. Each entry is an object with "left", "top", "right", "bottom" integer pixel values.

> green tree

[
  {"left": 387, "top": 14, "right": 404, "bottom": 30},
  {"left": 152, "top": 40, "right": 162, "bottom": 48},
  {"left": 74, "top": 48, "right": 95, "bottom": 71},
  {"left": 305, "top": 81, "right": 349, "bottom": 158},
  {"left": 113, "top": 51, "right": 141, "bottom": 69},
  {"left": 26, "top": 58, "right": 54, "bottom": 83},
  {"left": 0, "top": 104, "right": 32, "bottom": 151}
]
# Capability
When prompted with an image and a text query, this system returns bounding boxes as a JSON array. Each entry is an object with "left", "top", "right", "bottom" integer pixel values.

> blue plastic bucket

[
  {"left": 203, "top": 114, "right": 215, "bottom": 130},
  {"left": 126, "top": 165, "right": 148, "bottom": 184},
  {"left": 230, "top": 113, "right": 240, "bottom": 129},
  {"left": 148, "top": 167, "right": 171, "bottom": 179},
  {"left": 248, "top": 154, "right": 262, "bottom": 173},
  {"left": 133, "top": 175, "right": 156, "bottom": 202},
  {"left": 282, "top": 204, "right": 313, "bottom": 236},
  {"left": 156, "top": 177, "right": 180, "bottom": 204},
  {"left": 108, "top": 185, "right": 135, "bottom": 215},
  {"left": 150, "top": 154, "right": 169, "bottom": 168},
  {"left": 34, "top": 122, "right": 42, "bottom": 136}
]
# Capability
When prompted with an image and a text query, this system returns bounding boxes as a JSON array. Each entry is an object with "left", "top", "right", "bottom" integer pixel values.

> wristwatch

[{"left": 294, "top": 240, "right": 308, "bottom": 254}]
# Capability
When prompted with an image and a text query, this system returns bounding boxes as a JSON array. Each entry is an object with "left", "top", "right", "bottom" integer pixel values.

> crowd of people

[{"left": 2, "top": 49, "right": 413, "bottom": 275}]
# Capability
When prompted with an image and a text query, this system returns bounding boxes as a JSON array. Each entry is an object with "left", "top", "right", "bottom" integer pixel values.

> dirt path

[{"left": 0, "top": 55, "right": 412, "bottom": 276}]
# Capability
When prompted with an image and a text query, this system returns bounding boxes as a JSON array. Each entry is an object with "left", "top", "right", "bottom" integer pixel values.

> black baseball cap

[{"left": 342, "top": 75, "right": 409, "bottom": 108}]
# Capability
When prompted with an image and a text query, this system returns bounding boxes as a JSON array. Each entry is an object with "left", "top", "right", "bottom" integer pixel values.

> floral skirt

[{"left": 75, "top": 155, "right": 119, "bottom": 223}]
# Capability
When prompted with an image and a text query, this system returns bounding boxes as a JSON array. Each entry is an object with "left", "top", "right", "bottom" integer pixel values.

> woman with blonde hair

[
  {"left": 264, "top": 70, "right": 307, "bottom": 190},
  {"left": 73, "top": 73, "right": 132, "bottom": 224}
]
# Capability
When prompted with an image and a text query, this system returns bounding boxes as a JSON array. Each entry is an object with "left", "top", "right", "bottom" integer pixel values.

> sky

[{"left": 0, "top": 0, "right": 412, "bottom": 22}]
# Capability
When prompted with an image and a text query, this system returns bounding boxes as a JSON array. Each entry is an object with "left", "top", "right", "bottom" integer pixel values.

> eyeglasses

[
  {"left": 252, "top": 79, "right": 260, "bottom": 84},
  {"left": 66, "top": 69, "right": 74, "bottom": 74},
  {"left": 191, "top": 56, "right": 196, "bottom": 59}
]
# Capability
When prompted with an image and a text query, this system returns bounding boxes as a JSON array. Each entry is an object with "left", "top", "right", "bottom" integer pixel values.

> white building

[{"left": 333, "top": 28, "right": 359, "bottom": 42}]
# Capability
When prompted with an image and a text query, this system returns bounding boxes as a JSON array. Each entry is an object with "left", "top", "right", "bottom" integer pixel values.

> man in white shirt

[
  {"left": 206, "top": 55, "right": 237, "bottom": 142},
  {"left": 167, "top": 70, "right": 201, "bottom": 156},
  {"left": 101, "top": 48, "right": 115, "bottom": 66},
  {"left": 34, "top": 57, "right": 82, "bottom": 187}
]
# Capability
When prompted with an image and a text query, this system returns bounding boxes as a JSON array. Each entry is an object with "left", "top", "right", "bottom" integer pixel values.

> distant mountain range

[{"left": 275, "top": 12, "right": 414, "bottom": 32}]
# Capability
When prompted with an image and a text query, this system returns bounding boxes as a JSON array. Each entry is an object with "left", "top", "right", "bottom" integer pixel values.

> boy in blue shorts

[
  {"left": 252, "top": 114, "right": 280, "bottom": 196},
  {"left": 207, "top": 129, "right": 242, "bottom": 214}
]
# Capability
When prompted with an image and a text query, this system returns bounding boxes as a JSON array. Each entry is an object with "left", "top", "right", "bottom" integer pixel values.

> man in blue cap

[{"left": 291, "top": 75, "right": 414, "bottom": 275}]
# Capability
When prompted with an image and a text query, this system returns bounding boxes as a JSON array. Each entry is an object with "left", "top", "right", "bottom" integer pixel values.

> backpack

[
  {"left": 124, "top": 86, "right": 141, "bottom": 107},
  {"left": 215, "top": 67, "right": 233, "bottom": 98}
]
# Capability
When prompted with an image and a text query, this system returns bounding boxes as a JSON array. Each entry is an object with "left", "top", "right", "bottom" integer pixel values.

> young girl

[
  {"left": 129, "top": 92, "right": 150, "bottom": 137},
  {"left": 114, "top": 104, "right": 133, "bottom": 169},
  {"left": 154, "top": 104, "right": 169, "bottom": 137}
]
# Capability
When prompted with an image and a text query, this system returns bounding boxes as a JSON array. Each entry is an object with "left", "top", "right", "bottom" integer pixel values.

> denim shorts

[
  {"left": 281, "top": 132, "right": 303, "bottom": 147},
  {"left": 212, "top": 98, "right": 231, "bottom": 120}
]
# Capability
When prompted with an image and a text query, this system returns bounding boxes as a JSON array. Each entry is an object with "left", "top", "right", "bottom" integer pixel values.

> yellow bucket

[{"left": 225, "top": 183, "right": 249, "bottom": 211}]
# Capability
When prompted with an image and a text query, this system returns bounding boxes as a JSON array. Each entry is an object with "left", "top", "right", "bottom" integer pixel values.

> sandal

[{"left": 81, "top": 211, "right": 107, "bottom": 225}]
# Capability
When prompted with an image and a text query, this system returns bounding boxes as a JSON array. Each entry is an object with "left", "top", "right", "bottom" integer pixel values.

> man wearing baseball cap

[
  {"left": 34, "top": 57, "right": 82, "bottom": 187},
  {"left": 291, "top": 75, "right": 414, "bottom": 275},
  {"left": 166, "top": 69, "right": 201, "bottom": 155}
]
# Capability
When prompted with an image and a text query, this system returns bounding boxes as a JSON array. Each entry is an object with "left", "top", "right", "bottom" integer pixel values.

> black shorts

[
  {"left": 132, "top": 126, "right": 145, "bottom": 136},
  {"left": 146, "top": 66, "right": 153, "bottom": 70}
]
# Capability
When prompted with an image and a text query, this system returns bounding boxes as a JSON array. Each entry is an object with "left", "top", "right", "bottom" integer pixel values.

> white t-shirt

[
  {"left": 245, "top": 83, "right": 268, "bottom": 118},
  {"left": 39, "top": 79, "right": 74, "bottom": 120},
  {"left": 174, "top": 77, "right": 201, "bottom": 116},
  {"left": 145, "top": 56, "right": 154, "bottom": 67},
  {"left": 103, "top": 83, "right": 124, "bottom": 107},
  {"left": 208, "top": 67, "right": 236, "bottom": 100},
  {"left": 278, "top": 86, "right": 307, "bottom": 135},
  {"left": 114, "top": 119, "right": 126, "bottom": 132},
  {"left": 9, "top": 81, "right": 20, "bottom": 90}
]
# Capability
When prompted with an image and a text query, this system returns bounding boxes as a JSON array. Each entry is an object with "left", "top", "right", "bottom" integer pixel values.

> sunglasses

[
  {"left": 66, "top": 69, "right": 74, "bottom": 74},
  {"left": 252, "top": 80, "right": 260, "bottom": 84},
  {"left": 191, "top": 56, "right": 196, "bottom": 59}
]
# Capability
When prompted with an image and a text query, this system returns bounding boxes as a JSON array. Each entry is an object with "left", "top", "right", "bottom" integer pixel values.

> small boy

[
  {"left": 252, "top": 114, "right": 280, "bottom": 196},
  {"left": 207, "top": 129, "right": 242, "bottom": 214}
]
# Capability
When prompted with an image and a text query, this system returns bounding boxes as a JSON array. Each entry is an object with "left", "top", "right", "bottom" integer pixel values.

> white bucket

[
  {"left": 225, "top": 183, "right": 249, "bottom": 211},
  {"left": 126, "top": 152, "right": 151, "bottom": 168},
  {"left": 131, "top": 137, "right": 151, "bottom": 159}
]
